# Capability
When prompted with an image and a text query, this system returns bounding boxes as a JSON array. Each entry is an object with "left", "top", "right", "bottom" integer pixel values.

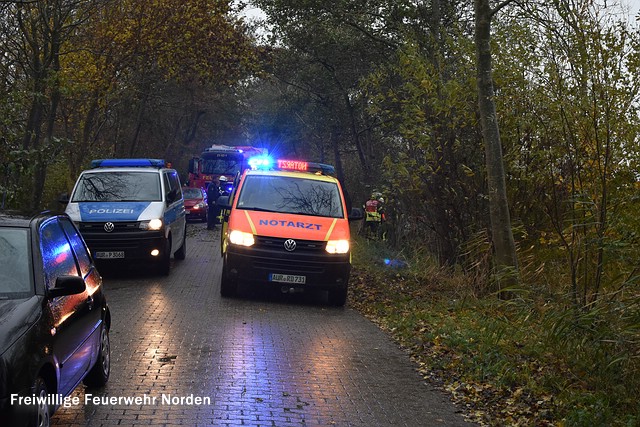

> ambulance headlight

[
  {"left": 139, "top": 218, "right": 163, "bottom": 230},
  {"left": 229, "top": 230, "right": 255, "bottom": 247},
  {"left": 326, "top": 240, "right": 349, "bottom": 254}
]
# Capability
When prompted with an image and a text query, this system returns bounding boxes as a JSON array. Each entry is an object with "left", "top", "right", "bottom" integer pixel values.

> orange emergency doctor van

[{"left": 217, "top": 157, "right": 363, "bottom": 305}]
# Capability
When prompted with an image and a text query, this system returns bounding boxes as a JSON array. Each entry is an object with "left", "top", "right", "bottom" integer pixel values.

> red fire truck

[{"left": 187, "top": 145, "right": 268, "bottom": 189}]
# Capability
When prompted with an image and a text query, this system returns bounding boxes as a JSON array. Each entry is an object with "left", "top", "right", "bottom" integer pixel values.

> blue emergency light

[
  {"left": 248, "top": 155, "right": 274, "bottom": 170},
  {"left": 91, "top": 159, "right": 165, "bottom": 168}
]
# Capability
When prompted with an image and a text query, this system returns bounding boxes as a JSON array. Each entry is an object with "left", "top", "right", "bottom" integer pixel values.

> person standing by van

[
  {"left": 206, "top": 178, "right": 220, "bottom": 230},
  {"left": 363, "top": 192, "right": 384, "bottom": 239}
]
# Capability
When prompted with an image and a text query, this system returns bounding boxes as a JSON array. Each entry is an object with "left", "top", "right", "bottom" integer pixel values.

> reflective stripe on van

[{"left": 78, "top": 202, "right": 152, "bottom": 221}]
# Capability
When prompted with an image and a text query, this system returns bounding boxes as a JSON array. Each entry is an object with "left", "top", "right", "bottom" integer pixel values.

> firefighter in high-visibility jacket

[{"left": 363, "top": 192, "right": 385, "bottom": 239}]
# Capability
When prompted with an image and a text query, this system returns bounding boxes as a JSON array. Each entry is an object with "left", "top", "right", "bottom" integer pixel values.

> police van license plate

[
  {"left": 94, "top": 251, "right": 125, "bottom": 259},
  {"left": 269, "top": 273, "right": 306, "bottom": 284}
]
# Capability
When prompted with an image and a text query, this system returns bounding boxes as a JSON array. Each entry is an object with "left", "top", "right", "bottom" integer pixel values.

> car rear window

[
  {"left": 0, "top": 228, "right": 32, "bottom": 298},
  {"left": 183, "top": 188, "right": 203, "bottom": 199},
  {"left": 71, "top": 171, "right": 162, "bottom": 202},
  {"left": 236, "top": 175, "right": 344, "bottom": 218}
]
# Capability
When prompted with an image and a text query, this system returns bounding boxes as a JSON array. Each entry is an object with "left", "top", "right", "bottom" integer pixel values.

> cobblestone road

[{"left": 51, "top": 223, "right": 474, "bottom": 427}]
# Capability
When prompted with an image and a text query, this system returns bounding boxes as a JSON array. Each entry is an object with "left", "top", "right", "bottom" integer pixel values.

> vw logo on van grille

[
  {"left": 104, "top": 222, "right": 115, "bottom": 233},
  {"left": 283, "top": 239, "right": 297, "bottom": 252}
]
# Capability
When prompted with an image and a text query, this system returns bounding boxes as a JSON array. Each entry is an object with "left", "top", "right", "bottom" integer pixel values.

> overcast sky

[{"left": 241, "top": 1, "right": 640, "bottom": 23}]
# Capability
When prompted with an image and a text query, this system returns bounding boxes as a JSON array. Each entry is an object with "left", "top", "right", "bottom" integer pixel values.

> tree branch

[{"left": 490, "top": 0, "right": 517, "bottom": 18}]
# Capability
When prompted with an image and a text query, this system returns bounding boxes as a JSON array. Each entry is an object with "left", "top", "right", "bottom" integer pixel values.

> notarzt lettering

[{"left": 258, "top": 219, "right": 321, "bottom": 230}]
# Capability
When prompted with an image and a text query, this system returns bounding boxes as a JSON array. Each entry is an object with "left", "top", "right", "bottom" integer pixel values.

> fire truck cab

[{"left": 188, "top": 145, "right": 267, "bottom": 190}]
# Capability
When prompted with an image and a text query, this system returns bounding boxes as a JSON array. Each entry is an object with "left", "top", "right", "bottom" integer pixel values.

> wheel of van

[
  {"left": 328, "top": 287, "right": 348, "bottom": 307},
  {"left": 158, "top": 239, "right": 171, "bottom": 276},
  {"left": 220, "top": 265, "right": 237, "bottom": 297},
  {"left": 84, "top": 325, "right": 111, "bottom": 387},
  {"left": 174, "top": 226, "right": 187, "bottom": 260},
  {"left": 30, "top": 376, "right": 50, "bottom": 427}
]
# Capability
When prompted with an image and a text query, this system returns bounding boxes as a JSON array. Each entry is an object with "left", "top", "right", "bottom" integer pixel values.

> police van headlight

[
  {"left": 326, "top": 240, "right": 349, "bottom": 254},
  {"left": 229, "top": 230, "right": 255, "bottom": 247},
  {"left": 139, "top": 219, "right": 163, "bottom": 230}
]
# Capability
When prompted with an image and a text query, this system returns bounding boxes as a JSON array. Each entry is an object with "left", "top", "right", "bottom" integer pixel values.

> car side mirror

[
  {"left": 348, "top": 207, "right": 364, "bottom": 221},
  {"left": 166, "top": 188, "right": 178, "bottom": 204},
  {"left": 58, "top": 192, "right": 70, "bottom": 205},
  {"left": 48, "top": 275, "right": 86, "bottom": 298}
]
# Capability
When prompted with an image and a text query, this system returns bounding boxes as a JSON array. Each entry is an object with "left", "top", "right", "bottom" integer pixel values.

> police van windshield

[
  {"left": 237, "top": 175, "right": 344, "bottom": 218},
  {"left": 71, "top": 172, "right": 162, "bottom": 202}
]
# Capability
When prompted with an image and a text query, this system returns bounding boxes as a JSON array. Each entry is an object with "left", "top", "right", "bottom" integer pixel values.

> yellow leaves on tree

[{"left": 77, "top": 0, "right": 258, "bottom": 86}]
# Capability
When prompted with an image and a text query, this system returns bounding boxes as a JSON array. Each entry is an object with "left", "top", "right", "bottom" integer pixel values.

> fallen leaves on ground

[{"left": 348, "top": 266, "right": 558, "bottom": 426}]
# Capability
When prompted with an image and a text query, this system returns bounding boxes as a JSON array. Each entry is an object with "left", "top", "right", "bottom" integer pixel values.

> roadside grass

[{"left": 348, "top": 237, "right": 640, "bottom": 426}]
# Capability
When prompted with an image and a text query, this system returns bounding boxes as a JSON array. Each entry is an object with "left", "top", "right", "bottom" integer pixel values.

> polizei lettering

[
  {"left": 259, "top": 219, "right": 321, "bottom": 230},
  {"left": 88, "top": 208, "right": 135, "bottom": 214}
]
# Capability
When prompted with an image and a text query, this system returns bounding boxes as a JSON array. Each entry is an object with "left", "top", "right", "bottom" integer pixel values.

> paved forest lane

[{"left": 51, "top": 223, "right": 474, "bottom": 426}]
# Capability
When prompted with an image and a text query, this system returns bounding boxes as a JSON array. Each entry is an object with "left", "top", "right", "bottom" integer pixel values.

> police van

[
  {"left": 217, "top": 157, "right": 362, "bottom": 305},
  {"left": 64, "top": 159, "right": 187, "bottom": 275}
]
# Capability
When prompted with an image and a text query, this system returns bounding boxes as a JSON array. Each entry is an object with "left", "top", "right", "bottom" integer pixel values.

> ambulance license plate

[
  {"left": 94, "top": 251, "right": 125, "bottom": 259},
  {"left": 269, "top": 273, "right": 306, "bottom": 284}
]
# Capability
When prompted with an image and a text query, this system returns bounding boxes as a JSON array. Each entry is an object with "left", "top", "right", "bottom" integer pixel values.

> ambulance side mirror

[
  {"left": 348, "top": 207, "right": 364, "bottom": 221},
  {"left": 216, "top": 196, "right": 231, "bottom": 209}
]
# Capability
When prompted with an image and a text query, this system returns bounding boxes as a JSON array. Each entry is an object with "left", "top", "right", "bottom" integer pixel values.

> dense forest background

[
  {"left": 4, "top": 0, "right": 640, "bottom": 298},
  {"left": 2, "top": 0, "right": 640, "bottom": 423}
]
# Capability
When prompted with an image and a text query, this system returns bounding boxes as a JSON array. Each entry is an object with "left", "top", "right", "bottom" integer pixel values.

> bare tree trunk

[
  {"left": 474, "top": 0, "right": 519, "bottom": 295},
  {"left": 331, "top": 125, "right": 352, "bottom": 212},
  {"left": 341, "top": 91, "right": 368, "bottom": 174}
]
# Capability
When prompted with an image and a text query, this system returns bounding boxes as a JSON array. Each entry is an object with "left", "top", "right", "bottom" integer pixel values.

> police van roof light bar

[{"left": 91, "top": 159, "right": 165, "bottom": 168}]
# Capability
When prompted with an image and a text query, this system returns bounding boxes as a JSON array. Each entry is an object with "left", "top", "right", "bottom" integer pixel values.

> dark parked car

[
  {"left": 183, "top": 186, "right": 208, "bottom": 222},
  {"left": 0, "top": 211, "right": 111, "bottom": 427}
]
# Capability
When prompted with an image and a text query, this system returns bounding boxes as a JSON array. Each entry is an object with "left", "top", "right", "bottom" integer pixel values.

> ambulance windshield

[
  {"left": 71, "top": 172, "right": 162, "bottom": 202},
  {"left": 237, "top": 175, "right": 344, "bottom": 218}
]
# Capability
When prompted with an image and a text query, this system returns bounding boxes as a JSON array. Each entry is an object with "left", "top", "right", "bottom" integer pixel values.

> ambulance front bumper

[{"left": 224, "top": 241, "right": 351, "bottom": 290}]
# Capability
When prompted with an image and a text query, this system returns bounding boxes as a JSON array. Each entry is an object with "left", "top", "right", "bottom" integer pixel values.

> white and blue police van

[{"left": 64, "top": 159, "right": 187, "bottom": 275}]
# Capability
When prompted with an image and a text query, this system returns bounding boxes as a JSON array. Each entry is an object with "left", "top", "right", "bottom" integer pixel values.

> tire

[
  {"left": 84, "top": 325, "right": 111, "bottom": 387},
  {"left": 158, "top": 239, "right": 171, "bottom": 276},
  {"left": 220, "top": 264, "right": 236, "bottom": 297},
  {"left": 174, "top": 227, "right": 187, "bottom": 260},
  {"left": 328, "top": 287, "right": 348, "bottom": 306},
  {"left": 29, "top": 376, "right": 50, "bottom": 427}
]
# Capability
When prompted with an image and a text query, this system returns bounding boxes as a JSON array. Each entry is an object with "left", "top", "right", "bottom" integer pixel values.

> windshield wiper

[
  {"left": 239, "top": 206, "right": 278, "bottom": 213},
  {"left": 291, "top": 212, "right": 339, "bottom": 218}
]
